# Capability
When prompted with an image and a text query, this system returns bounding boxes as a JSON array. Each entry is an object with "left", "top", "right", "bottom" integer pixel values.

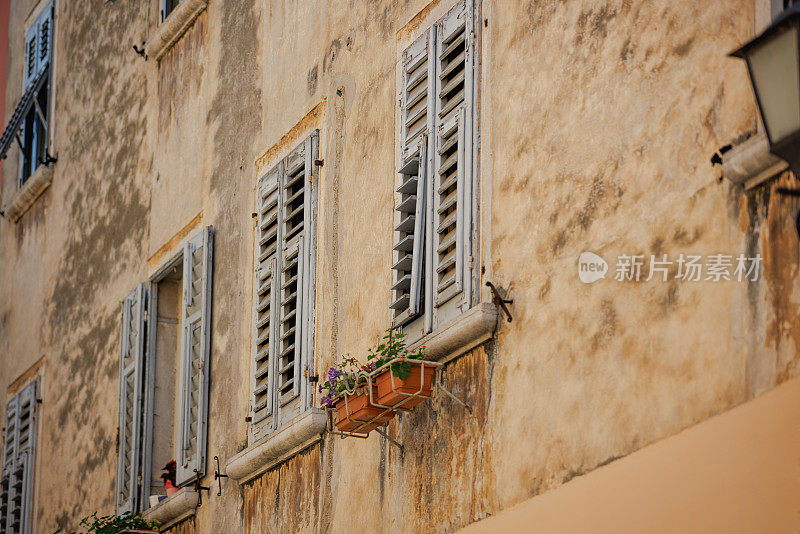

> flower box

[
  {"left": 334, "top": 386, "right": 395, "bottom": 433},
  {"left": 374, "top": 362, "right": 436, "bottom": 410}
]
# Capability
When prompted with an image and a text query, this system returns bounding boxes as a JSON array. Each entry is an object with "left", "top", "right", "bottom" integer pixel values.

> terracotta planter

[
  {"left": 375, "top": 362, "right": 435, "bottom": 410},
  {"left": 334, "top": 386, "right": 395, "bottom": 433}
]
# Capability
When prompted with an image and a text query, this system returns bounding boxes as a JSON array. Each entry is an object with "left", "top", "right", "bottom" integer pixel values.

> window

[
  {"left": 0, "top": 378, "right": 39, "bottom": 534},
  {"left": 19, "top": 3, "right": 53, "bottom": 185},
  {"left": 772, "top": 0, "right": 800, "bottom": 17},
  {"left": 162, "top": 0, "right": 181, "bottom": 21},
  {"left": 250, "top": 132, "right": 319, "bottom": 443},
  {"left": 393, "top": 0, "right": 478, "bottom": 337},
  {"left": 115, "top": 227, "right": 214, "bottom": 514}
]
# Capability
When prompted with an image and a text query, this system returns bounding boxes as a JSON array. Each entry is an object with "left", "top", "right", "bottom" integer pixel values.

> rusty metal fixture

[
  {"left": 132, "top": 43, "right": 147, "bottom": 60},
  {"left": 213, "top": 456, "right": 228, "bottom": 496},
  {"left": 192, "top": 469, "right": 211, "bottom": 506},
  {"left": 486, "top": 281, "right": 513, "bottom": 322}
]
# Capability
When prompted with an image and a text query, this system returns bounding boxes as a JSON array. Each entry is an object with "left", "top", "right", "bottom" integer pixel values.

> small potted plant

[
  {"left": 367, "top": 329, "right": 435, "bottom": 411},
  {"left": 320, "top": 356, "right": 395, "bottom": 433}
]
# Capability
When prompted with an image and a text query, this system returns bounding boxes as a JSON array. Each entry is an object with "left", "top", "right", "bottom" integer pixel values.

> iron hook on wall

[
  {"left": 486, "top": 281, "right": 513, "bottom": 322},
  {"left": 213, "top": 456, "right": 228, "bottom": 497}
]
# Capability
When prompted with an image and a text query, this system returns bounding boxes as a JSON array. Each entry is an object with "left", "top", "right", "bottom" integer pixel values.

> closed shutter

[
  {"left": 176, "top": 227, "right": 214, "bottom": 486},
  {"left": 0, "top": 397, "right": 17, "bottom": 534},
  {"left": 116, "top": 284, "right": 147, "bottom": 515},
  {"left": 14, "top": 382, "right": 37, "bottom": 534},
  {"left": 251, "top": 168, "right": 281, "bottom": 436},
  {"left": 431, "top": 0, "right": 474, "bottom": 325},
  {"left": 392, "top": 32, "right": 433, "bottom": 327},
  {"left": 35, "top": 4, "right": 52, "bottom": 78},
  {"left": 24, "top": 24, "right": 37, "bottom": 89},
  {"left": 251, "top": 132, "right": 318, "bottom": 439}
]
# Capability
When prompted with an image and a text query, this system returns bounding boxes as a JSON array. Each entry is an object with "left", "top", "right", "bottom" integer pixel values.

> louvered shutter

[
  {"left": 393, "top": 32, "right": 433, "bottom": 327},
  {"left": 0, "top": 397, "right": 17, "bottom": 534},
  {"left": 275, "top": 139, "right": 311, "bottom": 425},
  {"left": 14, "top": 382, "right": 36, "bottom": 534},
  {"left": 116, "top": 284, "right": 147, "bottom": 515},
  {"left": 251, "top": 133, "right": 318, "bottom": 437},
  {"left": 176, "top": 227, "right": 213, "bottom": 486},
  {"left": 24, "top": 24, "right": 37, "bottom": 89},
  {"left": 251, "top": 169, "right": 281, "bottom": 439},
  {"left": 35, "top": 4, "right": 52, "bottom": 78},
  {"left": 431, "top": 0, "right": 474, "bottom": 325}
]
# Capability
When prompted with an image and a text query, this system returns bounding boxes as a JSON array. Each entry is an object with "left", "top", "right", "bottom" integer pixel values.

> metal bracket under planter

[{"left": 326, "top": 358, "right": 472, "bottom": 448}]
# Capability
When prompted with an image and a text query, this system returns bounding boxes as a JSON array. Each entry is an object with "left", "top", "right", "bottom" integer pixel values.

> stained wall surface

[{"left": 0, "top": 1, "right": 796, "bottom": 533}]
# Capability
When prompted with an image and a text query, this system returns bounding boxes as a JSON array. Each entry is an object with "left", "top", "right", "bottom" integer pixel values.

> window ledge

[
  {"left": 722, "top": 131, "right": 788, "bottom": 189},
  {"left": 409, "top": 302, "right": 499, "bottom": 364},
  {"left": 5, "top": 164, "right": 53, "bottom": 222},
  {"left": 141, "top": 487, "right": 199, "bottom": 531},
  {"left": 145, "top": 0, "right": 208, "bottom": 61},
  {"left": 225, "top": 408, "right": 327, "bottom": 484}
]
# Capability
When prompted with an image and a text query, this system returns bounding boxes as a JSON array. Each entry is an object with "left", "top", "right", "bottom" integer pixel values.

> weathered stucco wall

[{"left": 0, "top": 0, "right": 796, "bottom": 533}]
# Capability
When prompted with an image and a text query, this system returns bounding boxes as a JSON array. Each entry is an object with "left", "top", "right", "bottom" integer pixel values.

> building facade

[{"left": 0, "top": 0, "right": 797, "bottom": 532}]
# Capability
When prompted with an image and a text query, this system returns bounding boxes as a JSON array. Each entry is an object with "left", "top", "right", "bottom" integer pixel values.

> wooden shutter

[
  {"left": 35, "top": 4, "right": 52, "bottom": 78},
  {"left": 251, "top": 168, "right": 281, "bottom": 438},
  {"left": 251, "top": 133, "right": 318, "bottom": 438},
  {"left": 0, "top": 380, "right": 38, "bottom": 534},
  {"left": 431, "top": 0, "right": 474, "bottom": 325},
  {"left": 116, "top": 284, "right": 147, "bottom": 515},
  {"left": 24, "top": 24, "right": 37, "bottom": 89},
  {"left": 176, "top": 227, "right": 213, "bottom": 486},
  {"left": 393, "top": 32, "right": 433, "bottom": 327}
]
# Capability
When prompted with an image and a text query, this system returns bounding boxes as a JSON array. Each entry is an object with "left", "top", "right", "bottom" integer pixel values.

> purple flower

[{"left": 328, "top": 368, "right": 339, "bottom": 381}]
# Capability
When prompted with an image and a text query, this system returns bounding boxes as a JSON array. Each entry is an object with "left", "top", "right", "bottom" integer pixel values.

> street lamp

[{"left": 732, "top": 5, "right": 800, "bottom": 173}]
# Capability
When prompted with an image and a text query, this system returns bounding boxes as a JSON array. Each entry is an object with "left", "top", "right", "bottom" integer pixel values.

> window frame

[
  {"left": 393, "top": 0, "right": 481, "bottom": 340},
  {"left": 18, "top": 0, "right": 54, "bottom": 187},
  {"left": 249, "top": 131, "right": 320, "bottom": 445}
]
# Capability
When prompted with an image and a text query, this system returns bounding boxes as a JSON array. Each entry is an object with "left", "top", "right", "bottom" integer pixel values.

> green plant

[
  {"left": 366, "top": 328, "right": 426, "bottom": 380},
  {"left": 319, "top": 355, "right": 372, "bottom": 406},
  {"left": 52, "top": 511, "right": 158, "bottom": 534}
]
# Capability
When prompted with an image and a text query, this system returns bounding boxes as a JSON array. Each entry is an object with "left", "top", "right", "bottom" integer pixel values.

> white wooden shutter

[
  {"left": 251, "top": 168, "right": 281, "bottom": 438},
  {"left": 431, "top": 0, "right": 475, "bottom": 325},
  {"left": 24, "top": 24, "right": 37, "bottom": 89},
  {"left": 116, "top": 284, "right": 147, "bottom": 515},
  {"left": 176, "top": 227, "right": 213, "bottom": 486},
  {"left": 251, "top": 133, "right": 318, "bottom": 438},
  {"left": 393, "top": 32, "right": 433, "bottom": 327},
  {"left": 14, "top": 382, "right": 37, "bottom": 534},
  {"left": 0, "top": 380, "right": 38, "bottom": 534},
  {"left": 35, "top": 4, "right": 52, "bottom": 78}
]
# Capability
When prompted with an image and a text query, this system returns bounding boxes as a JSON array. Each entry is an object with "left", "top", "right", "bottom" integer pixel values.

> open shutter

[
  {"left": 176, "top": 227, "right": 213, "bottom": 486},
  {"left": 252, "top": 169, "right": 281, "bottom": 440},
  {"left": 35, "top": 4, "right": 52, "bottom": 78},
  {"left": 24, "top": 24, "right": 37, "bottom": 89},
  {"left": 431, "top": 0, "right": 474, "bottom": 325},
  {"left": 116, "top": 284, "right": 147, "bottom": 515},
  {"left": 299, "top": 134, "right": 318, "bottom": 411},
  {"left": 393, "top": 32, "right": 433, "bottom": 327}
]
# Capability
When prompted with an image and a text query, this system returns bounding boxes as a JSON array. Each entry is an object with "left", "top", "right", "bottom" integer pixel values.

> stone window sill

[
  {"left": 145, "top": 0, "right": 208, "bottom": 61},
  {"left": 225, "top": 408, "right": 327, "bottom": 484},
  {"left": 408, "top": 302, "right": 499, "bottom": 364},
  {"left": 141, "top": 487, "right": 199, "bottom": 531},
  {"left": 4, "top": 164, "right": 53, "bottom": 222},
  {"left": 722, "top": 131, "right": 789, "bottom": 189}
]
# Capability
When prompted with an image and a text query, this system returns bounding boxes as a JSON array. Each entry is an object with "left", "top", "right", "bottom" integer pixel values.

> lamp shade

[{"left": 732, "top": 6, "right": 800, "bottom": 161}]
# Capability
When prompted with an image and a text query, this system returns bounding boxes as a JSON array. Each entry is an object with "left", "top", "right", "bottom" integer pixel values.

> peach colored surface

[{"left": 460, "top": 377, "right": 800, "bottom": 534}]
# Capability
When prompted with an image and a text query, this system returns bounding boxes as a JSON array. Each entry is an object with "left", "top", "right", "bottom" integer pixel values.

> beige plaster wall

[{"left": 459, "top": 375, "right": 800, "bottom": 534}]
